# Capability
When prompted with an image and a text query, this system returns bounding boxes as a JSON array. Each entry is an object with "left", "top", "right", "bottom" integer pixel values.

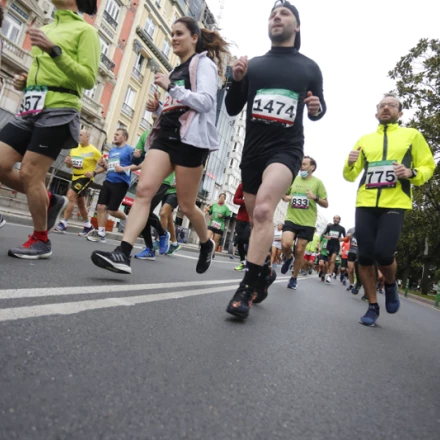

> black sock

[
  {"left": 369, "top": 302, "right": 379, "bottom": 308},
  {"left": 120, "top": 241, "right": 133, "bottom": 257},
  {"left": 384, "top": 281, "right": 395, "bottom": 287},
  {"left": 242, "top": 261, "right": 263, "bottom": 289}
]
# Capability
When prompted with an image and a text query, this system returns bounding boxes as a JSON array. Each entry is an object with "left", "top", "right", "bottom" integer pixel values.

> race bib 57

[{"left": 16, "top": 86, "right": 48, "bottom": 117}]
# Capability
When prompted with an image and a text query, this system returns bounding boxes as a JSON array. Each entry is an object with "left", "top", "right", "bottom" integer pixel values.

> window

[
  {"left": 149, "top": 83, "right": 159, "bottom": 96},
  {"left": 229, "top": 159, "right": 235, "bottom": 168},
  {"left": 105, "top": 0, "right": 121, "bottom": 23},
  {"left": 162, "top": 39, "right": 171, "bottom": 58},
  {"left": 84, "top": 84, "right": 98, "bottom": 100},
  {"left": 100, "top": 37, "right": 110, "bottom": 56},
  {"left": 134, "top": 53, "right": 145, "bottom": 71},
  {"left": 143, "top": 108, "right": 153, "bottom": 121},
  {"left": 1, "top": 13, "right": 23, "bottom": 44},
  {"left": 124, "top": 87, "right": 136, "bottom": 107},
  {"left": 155, "top": 0, "right": 162, "bottom": 7},
  {"left": 117, "top": 121, "right": 127, "bottom": 129},
  {"left": 144, "top": 17, "right": 156, "bottom": 38}
]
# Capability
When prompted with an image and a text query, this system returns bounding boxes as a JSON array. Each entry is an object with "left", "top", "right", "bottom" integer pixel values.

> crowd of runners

[{"left": 0, "top": 0, "right": 436, "bottom": 327}]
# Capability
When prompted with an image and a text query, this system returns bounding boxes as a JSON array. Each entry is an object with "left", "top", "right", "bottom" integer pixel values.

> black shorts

[
  {"left": 356, "top": 207, "right": 405, "bottom": 266},
  {"left": 347, "top": 252, "right": 357, "bottom": 262},
  {"left": 71, "top": 177, "right": 93, "bottom": 197},
  {"left": 0, "top": 122, "right": 76, "bottom": 160},
  {"left": 162, "top": 192, "right": 178, "bottom": 210},
  {"left": 97, "top": 180, "right": 129, "bottom": 211},
  {"left": 326, "top": 241, "right": 340, "bottom": 257},
  {"left": 208, "top": 226, "right": 223, "bottom": 236},
  {"left": 282, "top": 221, "right": 315, "bottom": 242},
  {"left": 241, "top": 148, "right": 302, "bottom": 195},
  {"left": 151, "top": 137, "right": 209, "bottom": 168},
  {"left": 319, "top": 254, "right": 328, "bottom": 263},
  {"left": 341, "top": 258, "right": 348, "bottom": 268},
  {"left": 234, "top": 220, "right": 251, "bottom": 243}
]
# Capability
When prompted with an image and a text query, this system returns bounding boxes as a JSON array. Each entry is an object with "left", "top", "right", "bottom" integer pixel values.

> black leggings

[
  {"left": 235, "top": 220, "right": 250, "bottom": 261},
  {"left": 141, "top": 184, "right": 169, "bottom": 249},
  {"left": 355, "top": 207, "right": 405, "bottom": 266}
]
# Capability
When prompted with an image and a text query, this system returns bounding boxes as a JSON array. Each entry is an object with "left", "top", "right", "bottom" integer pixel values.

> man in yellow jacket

[{"left": 343, "top": 93, "right": 435, "bottom": 327}]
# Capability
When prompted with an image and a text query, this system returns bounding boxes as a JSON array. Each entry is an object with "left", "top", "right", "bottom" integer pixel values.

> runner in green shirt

[
  {"left": 280, "top": 156, "right": 329, "bottom": 290},
  {"left": 206, "top": 193, "right": 231, "bottom": 254},
  {"left": 303, "top": 232, "right": 320, "bottom": 275},
  {"left": 318, "top": 234, "right": 330, "bottom": 282}
]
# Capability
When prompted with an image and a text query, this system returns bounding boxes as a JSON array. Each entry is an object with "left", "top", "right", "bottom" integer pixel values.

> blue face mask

[{"left": 300, "top": 170, "right": 309, "bottom": 179}]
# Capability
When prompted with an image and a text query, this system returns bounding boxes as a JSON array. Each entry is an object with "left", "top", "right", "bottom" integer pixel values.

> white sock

[
  {"left": 172, "top": 241, "right": 178, "bottom": 246},
  {"left": 98, "top": 226, "right": 105, "bottom": 235},
  {"left": 61, "top": 219, "right": 67, "bottom": 225},
  {"left": 84, "top": 221, "right": 92, "bottom": 228}
]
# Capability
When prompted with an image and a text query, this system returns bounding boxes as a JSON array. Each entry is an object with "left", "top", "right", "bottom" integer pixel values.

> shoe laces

[{"left": 22, "top": 235, "right": 39, "bottom": 248}]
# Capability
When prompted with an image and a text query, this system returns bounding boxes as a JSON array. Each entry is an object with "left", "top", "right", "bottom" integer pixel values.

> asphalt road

[{"left": 0, "top": 223, "right": 439, "bottom": 440}]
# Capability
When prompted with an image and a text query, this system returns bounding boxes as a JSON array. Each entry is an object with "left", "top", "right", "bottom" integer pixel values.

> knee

[
  {"left": 374, "top": 251, "right": 394, "bottom": 267},
  {"left": 159, "top": 209, "right": 167, "bottom": 221},
  {"left": 108, "top": 210, "right": 118, "bottom": 217},
  {"left": 252, "top": 203, "right": 273, "bottom": 225},
  {"left": 179, "top": 202, "right": 195, "bottom": 217},
  {"left": 19, "top": 165, "right": 37, "bottom": 185},
  {"left": 97, "top": 204, "right": 107, "bottom": 214},
  {"left": 135, "top": 181, "right": 155, "bottom": 201}
]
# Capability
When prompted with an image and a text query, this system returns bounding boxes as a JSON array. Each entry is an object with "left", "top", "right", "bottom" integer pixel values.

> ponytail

[{"left": 175, "top": 17, "right": 230, "bottom": 74}]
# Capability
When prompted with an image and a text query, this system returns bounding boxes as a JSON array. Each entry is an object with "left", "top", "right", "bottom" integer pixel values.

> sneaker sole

[
  {"left": 226, "top": 306, "right": 249, "bottom": 319},
  {"left": 8, "top": 250, "right": 52, "bottom": 259},
  {"left": 0, "top": 219, "right": 7, "bottom": 228},
  {"left": 48, "top": 196, "right": 68, "bottom": 233},
  {"left": 196, "top": 239, "right": 215, "bottom": 274},
  {"left": 54, "top": 229, "right": 67, "bottom": 234},
  {"left": 359, "top": 320, "right": 376, "bottom": 327},
  {"left": 87, "top": 236, "right": 106, "bottom": 243},
  {"left": 166, "top": 247, "right": 181, "bottom": 256},
  {"left": 134, "top": 256, "right": 156, "bottom": 261},
  {"left": 91, "top": 252, "right": 132, "bottom": 274}
]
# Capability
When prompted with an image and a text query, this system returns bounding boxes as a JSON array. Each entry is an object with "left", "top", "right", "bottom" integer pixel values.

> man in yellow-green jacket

[
  {"left": 343, "top": 93, "right": 435, "bottom": 327},
  {"left": 0, "top": 0, "right": 100, "bottom": 259}
]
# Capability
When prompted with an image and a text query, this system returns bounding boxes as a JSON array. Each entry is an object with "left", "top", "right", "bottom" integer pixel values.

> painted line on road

[{"left": 0, "top": 277, "right": 293, "bottom": 300}]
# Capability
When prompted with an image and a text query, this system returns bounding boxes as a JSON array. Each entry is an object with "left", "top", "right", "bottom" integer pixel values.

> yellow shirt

[{"left": 69, "top": 144, "right": 102, "bottom": 181}]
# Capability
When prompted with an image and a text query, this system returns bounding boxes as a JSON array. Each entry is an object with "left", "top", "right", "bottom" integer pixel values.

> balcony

[
  {"left": 103, "top": 10, "right": 118, "bottom": 30},
  {"left": 132, "top": 67, "right": 144, "bottom": 84},
  {"left": 100, "top": 53, "right": 116, "bottom": 72},
  {"left": 135, "top": 26, "right": 172, "bottom": 72},
  {"left": 1, "top": 37, "right": 32, "bottom": 71},
  {"left": 82, "top": 95, "right": 103, "bottom": 119},
  {"left": 232, "top": 134, "right": 244, "bottom": 143},
  {"left": 228, "top": 150, "right": 241, "bottom": 161},
  {"left": 122, "top": 103, "right": 134, "bottom": 119},
  {"left": 140, "top": 118, "right": 152, "bottom": 131}
]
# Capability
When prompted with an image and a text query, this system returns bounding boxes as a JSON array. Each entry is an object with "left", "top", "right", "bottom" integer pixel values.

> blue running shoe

[
  {"left": 359, "top": 304, "right": 380, "bottom": 326},
  {"left": 153, "top": 240, "right": 159, "bottom": 251},
  {"left": 384, "top": 281, "right": 400, "bottom": 314},
  {"left": 287, "top": 277, "right": 297, "bottom": 290},
  {"left": 159, "top": 231, "right": 170, "bottom": 255},
  {"left": 352, "top": 286, "right": 360, "bottom": 295},
  {"left": 134, "top": 247, "right": 156, "bottom": 261},
  {"left": 281, "top": 256, "right": 293, "bottom": 274},
  {"left": 54, "top": 221, "right": 67, "bottom": 233},
  {"left": 78, "top": 225, "right": 95, "bottom": 237}
]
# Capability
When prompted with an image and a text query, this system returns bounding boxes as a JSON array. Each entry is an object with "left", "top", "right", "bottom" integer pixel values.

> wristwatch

[
  {"left": 315, "top": 195, "right": 319, "bottom": 202},
  {"left": 92, "top": 171, "right": 97, "bottom": 177},
  {"left": 49, "top": 45, "right": 62, "bottom": 59},
  {"left": 410, "top": 169, "right": 418, "bottom": 178},
  {"left": 167, "top": 82, "right": 176, "bottom": 92}
]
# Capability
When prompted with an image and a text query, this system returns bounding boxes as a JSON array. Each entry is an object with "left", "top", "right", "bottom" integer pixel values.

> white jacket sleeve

[{"left": 168, "top": 57, "right": 217, "bottom": 114}]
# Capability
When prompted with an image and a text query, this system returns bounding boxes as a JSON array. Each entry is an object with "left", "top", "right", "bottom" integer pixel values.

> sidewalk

[{"left": 0, "top": 206, "right": 232, "bottom": 258}]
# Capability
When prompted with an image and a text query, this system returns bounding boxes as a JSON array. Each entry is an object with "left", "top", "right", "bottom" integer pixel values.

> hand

[
  {"left": 304, "top": 91, "right": 321, "bottom": 116},
  {"left": 348, "top": 147, "right": 362, "bottom": 166},
  {"left": 84, "top": 171, "right": 94, "bottom": 178},
  {"left": 27, "top": 27, "right": 55, "bottom": 53},
  {"left": 115, "top": 165, "right": 126, "bottom": 173},
  {"left": 133, "top": 149, "right": 142, "bottom": 158},
  {"left": 232, "top": 56, "right": 248, "bottom": 82},
  {"left": 393, "top": 162, "right": 412, "bottom": 179},
  {"left": 147, "top": 92, "right": 160, "bottom": 112},
  {"left": 13, "top": 73, "right": 27, "bottom": 91},
  {"left": 283, "top": 195, "right": 292, "bottom": 202},
  {"left": 98, "top": 157, "right": 106, "bottom": 167},
  {"left": 306, "top": 189, "right": 316, "bottom": 200},
  {"left": 65, "top": 156, "right": 72, "bottom": 165},
  {"left": 154, "top": 73, "right": 170, "bottom": 91},
  {"left": 217, "top": 214, "right": 223, "bottom": 219}
]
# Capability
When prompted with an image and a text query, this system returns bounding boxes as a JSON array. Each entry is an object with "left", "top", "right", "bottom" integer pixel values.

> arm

[
  {"left": 233, "top": 184, "right": 245, "bottom": 206},
  {"left": 409, "top": 130, "right": 435, "bottom": 186},
  {"left": 343, "top": 141, "right": 365, "bottom": 182},
  {"left": 307, "top": 64, "right": 326, "bottom": 121},
  {"left": 52, "top": 27, "right": 100, "bottom": 90},
  {"left": 225, "top": 77, "right": 249, "bottom": 117},
  {"left": 168, "top": 58, "right": 217, "bottom": 114},
  {"left": 339, "top": 227, "right": 346, "bottom": 242}
]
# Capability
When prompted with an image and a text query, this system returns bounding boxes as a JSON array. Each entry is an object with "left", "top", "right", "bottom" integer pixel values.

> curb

[{"left": 398, "top": 290, "right": 436, "bottom": 306}]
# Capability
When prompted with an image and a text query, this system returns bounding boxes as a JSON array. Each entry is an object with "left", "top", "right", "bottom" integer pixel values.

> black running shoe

[
  {"left": 252, "top": 268, "right": 277, "bottom": 304},
  {"left": 91, "top": 246, "right": 132, "bottom": 274},
  {"left": 226, "top": 283, "right": 255, "bottom": 319},
  {"left": 196, "top": 239, "right": 215, "bottom": 274},
  {"left": 47, "top": 194, "right": 68, "bottom": 232}
]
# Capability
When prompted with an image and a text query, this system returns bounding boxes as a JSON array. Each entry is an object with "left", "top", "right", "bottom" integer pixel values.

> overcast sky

[{"left": 206, "top": 0, "right": 440, "bottom": 229}]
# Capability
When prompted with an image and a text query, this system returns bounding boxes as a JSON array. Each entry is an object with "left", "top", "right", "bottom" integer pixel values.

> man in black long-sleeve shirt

[{"left": 225, "top": 1, "right": 326, "bottom": 319}]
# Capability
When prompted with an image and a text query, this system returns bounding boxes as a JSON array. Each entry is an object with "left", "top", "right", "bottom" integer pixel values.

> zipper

[
  {"left": 376, "top": 124, "right": 388, "bottom": 207},
  {"left": 34, "top": 15, "right": 59, "bottom": 85}
]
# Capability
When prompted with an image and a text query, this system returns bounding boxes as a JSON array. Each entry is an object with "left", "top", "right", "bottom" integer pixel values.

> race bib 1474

[{"left": 251, "top": 88, "right": 299, "bottom": 127}]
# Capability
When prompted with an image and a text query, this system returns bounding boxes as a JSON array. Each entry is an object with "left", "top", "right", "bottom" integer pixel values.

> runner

[
  {"left": 270, "top": 223, "right": 283, "bottom": 268},
  {"left": 87, "top": 129, "right": 138, "bottom": 243},
  {"left": 318, "top": 234, "right": 329, "bottom": 282},
  {"left": 224, "top": 2, "right": 326, "bottom": 317},
  {"left": 54, "top": 129, "right": 103, "bottom": 235},
  {"left": 321, "top": 216, "right": 346, "bottom": 283},
  {"left": 232, "top": 181, "right": 250, "bottom": 271},
  {"left": 90, "top": 17, "right": 229, "bottom": 274},
  {"left": 345, "top": 227, "right": 361, "bottom": 293},
  {"left": 304, "top": 231, "right": 320, "bottom": 275},
  {"left": 0, "top": 0, "right": 99, "bottom": 258},
  {"left": 340, "top": 239, "right": 350, "bottom": 285},
  {"left": 206, "top": 193, "right": 231, "bottom": 254},
  {"left": 280, "top": 156, "right": 328, "bottom": 290},
  {"left": 343, "top": 93, "right": 435, "bottom": 326},
  {"left": 159, "top": 174, "right": 181, "bottom": 255}
]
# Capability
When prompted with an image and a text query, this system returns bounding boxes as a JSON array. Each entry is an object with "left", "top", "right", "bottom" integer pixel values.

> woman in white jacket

[{"left": 91, "top": 16, "right": 229, "bottom": 275}]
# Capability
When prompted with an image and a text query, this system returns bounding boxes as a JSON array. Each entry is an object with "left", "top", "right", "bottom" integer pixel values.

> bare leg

[
  {"left": 292, "top": 239, "right": 307, "bottom": 278},
  {"left": 0, "top": 142, "right": 25, "bottom": 193},
  {"left": 359, "top": 265, "right": 377, "bottom": 303},
  {"left": 167, "top": 210, "right": 177, "bottom": 242},
  {"left": 108, "top": 209, "right": 127, "bottom": 221},
  {"left": 270, "top": 246, "right": 277, "bottom": 266},
  {"left": 281, "top": 231, "right": 295, "bottom": 260},
  {"left": 347, "top": 261, "right": 355, "bottom": 285},
  {"left": 378, "top": 263, "right": 396, "bottom": 284},
  {"left": 63, "top": 189, "right": 77, "bottom": 221},
  {"left": 97, "top": 204, "right": 108, "bottom": 228},
  {"left": 328, "top": 254, "right": 337, "bottom": 277},
  {"left": 77, "top": 196, "right": 89, "bottom": 222}
]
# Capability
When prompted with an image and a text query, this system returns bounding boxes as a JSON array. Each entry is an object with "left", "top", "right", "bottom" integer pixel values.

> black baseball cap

[
  {"left": 271, "top": 0, "right": 301, "bottom": 50},
  {"left": 76, "top": 0, "right": 97, "bottom": 16}
]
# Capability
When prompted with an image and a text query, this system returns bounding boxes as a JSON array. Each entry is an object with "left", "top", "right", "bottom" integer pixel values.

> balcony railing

[
  {"left": 122, "top": 103, "right": 134, "bottom": 119},
  {"left": 140, "top": 118, "right": 152, "bottom": 130},
  {"left": 82, "top": 95, "right": 103, "bottom": 119},
  {"left": 132, "top": 67, "right": 144, "bottom": 84},
  {"left": 103, "top": 10, "right": 118, "bottom": 30},
  {"left": 1, "top": 37, "right": 32, "bottom": 70},
  {"left": 100, "top": 53, "right": 115, "bottom": 71}
]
